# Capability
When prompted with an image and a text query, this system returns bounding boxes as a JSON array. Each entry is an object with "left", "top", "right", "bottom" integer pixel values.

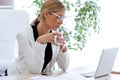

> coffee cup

[{"left": 54, "top": 33, "right": 64, "bottom": 45}]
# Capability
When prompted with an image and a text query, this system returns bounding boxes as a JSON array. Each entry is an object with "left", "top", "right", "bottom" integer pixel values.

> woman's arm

[
  {"left": 17, "top": 33, "right": 46, "bottom": 74},
  {"left": 57, "top": 50, "right": 69, "bottom": 71}
]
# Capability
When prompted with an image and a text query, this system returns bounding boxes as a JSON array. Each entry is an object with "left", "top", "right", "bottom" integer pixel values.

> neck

[{"left": 37, "top": 21, "right": 50, "bottom": 35}]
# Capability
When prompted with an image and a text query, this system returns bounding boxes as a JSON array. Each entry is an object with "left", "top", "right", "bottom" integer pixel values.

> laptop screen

[{"left": 95, "top": 47, "right": 118, "bottom": 78}]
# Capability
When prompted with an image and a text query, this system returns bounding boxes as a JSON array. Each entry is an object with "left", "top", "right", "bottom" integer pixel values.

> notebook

[{"left": 82, "top": 47, "right": 119, "bottom": 78}]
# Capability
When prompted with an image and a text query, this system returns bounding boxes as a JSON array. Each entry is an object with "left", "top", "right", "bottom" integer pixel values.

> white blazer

[{"left": 7, "top": 26, "right": 69, "bottom": 75}]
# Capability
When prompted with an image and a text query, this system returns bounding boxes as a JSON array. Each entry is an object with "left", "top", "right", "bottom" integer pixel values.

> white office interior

[{"left": 0, "top": 0, "right": 120, "bottom": 75}]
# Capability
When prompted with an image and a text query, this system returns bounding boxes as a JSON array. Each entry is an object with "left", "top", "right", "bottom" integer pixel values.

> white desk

[{"left": 0, "top": 67, "right": 120, "bottom": 80}]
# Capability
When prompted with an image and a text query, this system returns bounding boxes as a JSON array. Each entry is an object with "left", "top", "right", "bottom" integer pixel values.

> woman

[{"left": 7, "top": 0, "right": 69, "bottom": 75}]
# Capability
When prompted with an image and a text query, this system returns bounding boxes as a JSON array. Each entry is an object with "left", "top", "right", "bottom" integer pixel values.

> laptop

[{"left": 82, "top": 47, "right": 119, "bottom": 78}]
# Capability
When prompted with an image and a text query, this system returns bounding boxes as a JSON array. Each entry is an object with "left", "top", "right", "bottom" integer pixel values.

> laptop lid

[{"left": 95, "top": 47, "right": 119, "bottom": 78}]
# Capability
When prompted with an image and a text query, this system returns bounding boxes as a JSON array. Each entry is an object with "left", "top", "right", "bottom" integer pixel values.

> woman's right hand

[{"left": 36, "top": 31, "right": 65, "bottom": 45}]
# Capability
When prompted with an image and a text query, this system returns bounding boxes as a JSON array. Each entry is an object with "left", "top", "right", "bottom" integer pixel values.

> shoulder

[
  {"left": 17, "top": 25, "right": 33, "bottom": 38},
  {"left": 16, "top": 26, "right": 33, "bottom": 42}
]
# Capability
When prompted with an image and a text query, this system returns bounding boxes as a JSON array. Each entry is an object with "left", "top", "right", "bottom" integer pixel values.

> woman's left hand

[{"left": 60, "top": 45, "right": 67, "bottom": 53}]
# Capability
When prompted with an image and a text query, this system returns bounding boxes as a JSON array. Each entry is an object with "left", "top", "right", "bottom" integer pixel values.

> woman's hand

[
  {"left": 60, "top": 45, "right": 67, "bottom": 53},
  {"left": 36, "top": 31, "right": 65, "bottom": 46},
  {"left": 36, "top": 33, "right": 54, "bottom": 44}
]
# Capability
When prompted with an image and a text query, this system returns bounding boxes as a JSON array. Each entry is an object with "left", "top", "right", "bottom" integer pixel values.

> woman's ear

[{"left": 44, "top": 11, "right": 50, "bottom": 18}]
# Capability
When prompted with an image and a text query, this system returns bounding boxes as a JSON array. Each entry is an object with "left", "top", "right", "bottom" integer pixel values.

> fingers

[
  {"left": 60, "top": 45, "right": 67, "bottom": 52},
  {"left": 51, "top": 31, "right": 61, "bottom": 36},
  {"left": 54, "top": 35, "right": 65, "bottom": 46},
  {"left": 37, "top": 31, "right": 65, "bottom": 46},
  {"left": 48, "top": 33, "right": 58, "bottom": 45}
]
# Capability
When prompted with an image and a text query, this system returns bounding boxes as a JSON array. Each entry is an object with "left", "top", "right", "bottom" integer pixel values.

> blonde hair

[
  {"left": 31, "top": 0, "right": 66, "bottom": 25},
  {"left": 40, "top": 0, "right": 66, "bottom": 22}
]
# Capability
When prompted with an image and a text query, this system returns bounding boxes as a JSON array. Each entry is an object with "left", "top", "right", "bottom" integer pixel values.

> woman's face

[{"left": 45, "top": 10, "right": 65, "bottom": 31}]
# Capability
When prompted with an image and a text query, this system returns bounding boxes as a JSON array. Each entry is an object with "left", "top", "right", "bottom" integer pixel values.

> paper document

[{"left": 29, "top": 75, "right": 66, "bottom": 80}]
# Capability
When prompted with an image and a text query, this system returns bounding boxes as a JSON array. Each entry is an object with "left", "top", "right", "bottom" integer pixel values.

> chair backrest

[{"left": 0, "top": 10, "right": 29, "bottom": 62}]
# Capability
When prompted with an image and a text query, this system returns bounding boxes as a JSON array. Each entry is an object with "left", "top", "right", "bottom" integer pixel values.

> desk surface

[{"left": 0, "top": 67, "right": 120, "bottom": 80}]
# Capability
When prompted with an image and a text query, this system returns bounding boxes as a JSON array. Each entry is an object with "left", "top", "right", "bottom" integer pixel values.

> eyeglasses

[{"left": 48, "top": 11, "right": 64, "bottom": 21}]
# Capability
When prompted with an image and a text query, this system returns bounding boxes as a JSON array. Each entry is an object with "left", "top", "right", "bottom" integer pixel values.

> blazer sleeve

[
  {"left": 57, "top": 51, "right": 69, "bottom": 71},
  {"left": 16, "top": 33, "right": 47, "bottom": 74}
]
